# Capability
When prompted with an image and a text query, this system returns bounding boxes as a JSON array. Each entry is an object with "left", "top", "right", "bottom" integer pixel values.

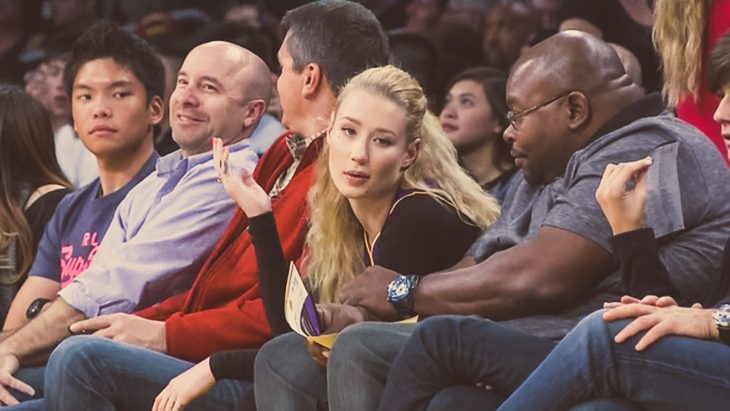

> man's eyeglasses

[{"left": 506, "top": 91, "right": 573, "bottom": 131}]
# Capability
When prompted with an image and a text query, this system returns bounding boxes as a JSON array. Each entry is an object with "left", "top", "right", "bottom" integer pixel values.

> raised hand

[
  {"left": 212, "top": 137, "right": 271, "bottom": 217},
  {"left": 594, "top": 156, "right": 652, "bottom": 235}
]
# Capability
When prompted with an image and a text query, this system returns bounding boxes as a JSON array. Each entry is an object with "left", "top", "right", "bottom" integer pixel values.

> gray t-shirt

[{"left": 469, "top": 107, "right": 730, "bottom": 339}]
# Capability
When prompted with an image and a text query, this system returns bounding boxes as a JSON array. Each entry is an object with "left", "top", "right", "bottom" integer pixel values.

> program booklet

[{"left": 284, "top": 262, "right": 419, "bottom": 349}]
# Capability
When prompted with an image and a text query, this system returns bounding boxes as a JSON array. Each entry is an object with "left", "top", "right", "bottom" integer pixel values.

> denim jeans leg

[
  {"left": 254, "top": 332, "right": 328, "bottom": 411},
  {"left": 3, "top": 399, "right": 45, "bottom": 411},
  {"left": 377, "top": 315, "right": 556, "bottom": 411},
  {"left": 426, "top": 385, "right": 503, "bottom": 411},
  {"left": 498, "top": 309, "right": 730, "bottom": 411},
  {"left": 327, "top": 322, "right": 416, "bottom": 411},
  {"left": 43, "top": 335, "right": 250, "bottom": 411},
  {"left": 569, "top": 398, "right": 642, "bottom": 411}
]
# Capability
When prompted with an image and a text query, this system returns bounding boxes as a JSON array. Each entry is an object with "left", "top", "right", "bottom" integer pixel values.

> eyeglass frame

[{"left": 506, "top": 91, "right": 574, "bottom": 130}]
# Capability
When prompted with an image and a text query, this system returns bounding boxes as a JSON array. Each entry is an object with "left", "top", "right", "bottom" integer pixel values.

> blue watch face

[
  {"left": 388, "top": 277, "right": 411, "bottom": 302},
  {"left": 714, "top": 305, "right": 730, "bottom": 328}
]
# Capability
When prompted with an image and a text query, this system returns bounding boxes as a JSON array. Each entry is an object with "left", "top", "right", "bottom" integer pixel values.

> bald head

[
  {"left": 188, "top": 41, "right": 272, "bottom": 105},
  {"left": 170, "top": 41, "right": 273, "bottom": 156},
  {"left": 509, "top": 30, "right": 631, "bottom": 98},
  {"left": 502, "top": 31, "right": 646, "bottom": 185}
]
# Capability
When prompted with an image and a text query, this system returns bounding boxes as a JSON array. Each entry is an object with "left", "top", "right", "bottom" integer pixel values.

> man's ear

[
  {"left": 401, "top": 138, "right": 421, "bottom": 171},
  {"left": 242, "top": 100, "right": 267, "bottom": 130},
  {"left": 148, "top": 95, "right": 165, "bottom": 126},
  {"left": 301, "top": 63, "right": 322, "bottom": 99},
  {"left": 566, "top": 91, "right": 590, "bottom": 131}
]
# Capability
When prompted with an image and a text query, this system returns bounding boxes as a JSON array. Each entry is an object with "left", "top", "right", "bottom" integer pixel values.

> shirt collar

[
  {"left": 593, "top": 92, "right": 665, "bottom": 140},
  {"left": 285, "top": 130, "right": 326, "bottom": 161},
  {"left": 155, "top": 138, "right": 253, "bottom": 177}
]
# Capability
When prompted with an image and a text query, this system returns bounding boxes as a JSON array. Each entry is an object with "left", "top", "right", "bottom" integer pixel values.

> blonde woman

[
  {"left": 149, "top": 65, "right": 500, "bottom": 410},
  {"left": 653, "top": 0, "right": 730, "bottom": 161}
]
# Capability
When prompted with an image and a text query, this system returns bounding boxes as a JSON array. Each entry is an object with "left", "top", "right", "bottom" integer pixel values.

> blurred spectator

[
  {"left": 0, "top": 86, "right": 71, "bottom": 326},
  {"left": 426, "top": 22, "right": 485, "bottom": 110},
  {"left": 558, "top": 0, "right": 660, "bottom": 92},
  {"left": 24, "top": 56, "right": 70, "bottom": 133},
  {"left": 529, "top": 0, "right": 560, "bottom": 43},
  {"left": 145, "top": 32, "right": 188, "bottom": 156},
  {"left": 441, "top": 0, "right": 493, "bottom": 34},
  {"left": 655, "top": 0, "right": 730, "bottom": 163},
  {"left": 482, "top": 1, "right": 539, "bottom": 72},
  {"left": 0, "top": 0, "right": 43, "bottom": 84},
  {"left": 22, "top": 0, "right": 100, "bottom": 65},
  {"left": 223, "top": 1, "right": 262, "bottom": 28},
  {"left": 610, "top": 42, "right": 643, "bottom": 88},
  {"left": 402, "top": 0, "right": 447, "bottom": 34},
  {"left": 24, "top": 55, "right": 97, "bottom": 187},
  {"left": 440, "top": 67, "right": 517, "bottom": 203},
  {"left": 389, "top": 32, "right": 440, "bottom": 108}
]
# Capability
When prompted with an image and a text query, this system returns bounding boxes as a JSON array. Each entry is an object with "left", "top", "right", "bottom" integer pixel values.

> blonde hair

[
  {"left": 306, "top": 65, "right": 500, "bottom": 303},
  {"left": 653, "top": 0, "right": 709, "bottom": 106}
]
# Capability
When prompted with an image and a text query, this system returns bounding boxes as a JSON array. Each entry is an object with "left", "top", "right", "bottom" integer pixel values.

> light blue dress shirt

[{"left": 58, "top": 139, "right": 259, "bottom": 317}]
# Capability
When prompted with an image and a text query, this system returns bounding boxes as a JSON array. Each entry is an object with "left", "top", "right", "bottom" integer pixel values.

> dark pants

[
  {"left": 380, "top": 315, "right": 641, "bottom": 411},
  {"left": 498, "top": 310, "right": 730, "bottom": 411}
]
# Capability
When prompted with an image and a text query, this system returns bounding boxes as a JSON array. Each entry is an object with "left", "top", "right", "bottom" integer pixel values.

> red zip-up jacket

[{"left": 135, "top": 133, "right": 323, "bottom": 361}]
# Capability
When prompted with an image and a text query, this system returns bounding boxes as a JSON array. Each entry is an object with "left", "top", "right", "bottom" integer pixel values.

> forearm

[
  {"left": 413, "top": 253, "right": 535, "bottom": 320},
  {"left": 0, "top": 298, "right": 84, "bottom": 362},
  {"left": 609, "top": 228, "right": 680, "bottom": 300},
  {"left": 164, "top": 300, "right": 270, "bottom": 362},
  {"left": 413, "top": 231, "right": 614, "bottom": 320},
  {"left": 249, "top": 212, "right": 290, "bottom": 336},
  {"left": 209, "top": 349, "right": 258, "bottom": 381}
]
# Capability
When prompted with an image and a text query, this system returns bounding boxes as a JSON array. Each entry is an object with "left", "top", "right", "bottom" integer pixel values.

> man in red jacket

[{"left": 29, "top": 2, "right": 390, "bottom": 411}]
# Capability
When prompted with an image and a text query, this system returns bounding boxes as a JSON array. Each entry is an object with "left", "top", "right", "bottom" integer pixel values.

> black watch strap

[{"left": 26, "top": 298, "right": 51, "bottom": 319}]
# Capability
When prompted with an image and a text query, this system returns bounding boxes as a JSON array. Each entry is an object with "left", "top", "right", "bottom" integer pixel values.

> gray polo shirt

[{"left": 468, "top": 93, "right": 730, "bottom": 339}]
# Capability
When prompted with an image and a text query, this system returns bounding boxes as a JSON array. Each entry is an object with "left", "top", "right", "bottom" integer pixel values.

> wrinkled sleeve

[{"left": 59, "top": 149, "right": 259, "bottom": 317}]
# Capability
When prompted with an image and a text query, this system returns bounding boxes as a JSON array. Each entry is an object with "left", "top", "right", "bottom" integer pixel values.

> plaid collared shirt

[{"left": 269, "top": 131, "right": 322, "bottom": 197}]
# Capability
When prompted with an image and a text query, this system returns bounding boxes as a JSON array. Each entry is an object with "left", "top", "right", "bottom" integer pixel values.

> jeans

[
  {"left": 43, "top": 336, "right": 251, "bottom": 411},
  {"left": 4, "top": 399, "right": 44, "bottom": 411},
  {"left": 254, "top": 322, "right": 415, "bottom": 411},
  {"left": 497, "top": 310, "right": 730, "bottom": 411},
  {"left": 254, "top": 332, "right": 328, "bottom": 411},
  {"left": 380, "top": 315, "right": 641, "bottom": 411}
]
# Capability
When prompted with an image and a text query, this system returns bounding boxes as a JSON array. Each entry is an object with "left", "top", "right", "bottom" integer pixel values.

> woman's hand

[
  {"left": 303, "top": 304, "right": 370, "bottom": 367},
  {"left": 603, "top": 304, "right": 716, "bottom": 351},
  {"left": 594, "top": 157, "right": 652, "bottom": 235},
  {"left": 317, "top": 303, "right": 369, "bottom": 334},
  {"left": 152, "top": 357, "right": 216, "bottom": 411},
  {"left": 212, "top": 137, "right": 271, "bottom": 217}
]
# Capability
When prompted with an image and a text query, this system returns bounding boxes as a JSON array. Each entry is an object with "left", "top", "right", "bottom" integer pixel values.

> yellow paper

[{"left": 306, "top": 316, "right": 419, "bottom": 349}]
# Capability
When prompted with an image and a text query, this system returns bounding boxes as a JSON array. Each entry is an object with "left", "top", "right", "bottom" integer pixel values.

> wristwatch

[
  {"left": 386, "top": 274, "right": 420, "bottom": 316},
  {"left": 26, "top": 298, "right": 51, "bottom": 319},
  {"left": 712, "top": 304, "right": 730, "bottom": 346}
]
